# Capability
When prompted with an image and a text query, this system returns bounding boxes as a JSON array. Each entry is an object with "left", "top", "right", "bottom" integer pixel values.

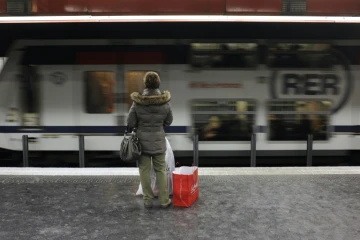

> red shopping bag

[{"left": 172, "top": 166, "right": 199, "bottom": 207}]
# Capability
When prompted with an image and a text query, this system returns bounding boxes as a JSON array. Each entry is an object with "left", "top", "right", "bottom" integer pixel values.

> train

[{"left": 0, "top": 38, "right": 359, "bottom": 166}]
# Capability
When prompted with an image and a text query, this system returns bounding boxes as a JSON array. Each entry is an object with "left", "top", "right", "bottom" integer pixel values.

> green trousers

[{"left": 138, "top": 153, "right": 170, "bottom": 205}]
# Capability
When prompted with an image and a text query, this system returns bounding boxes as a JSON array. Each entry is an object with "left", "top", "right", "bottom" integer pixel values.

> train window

[
  {"left": 124, "top": 71, "right": 163, "bottom": 110},
  {"left": 20, "top": 45, "right": 188, "bottom": 65},
  {"left": 267, "top": 100, "right": 332, "bottom": 141},
  {"left": 191, "top": 99, "right": 256, "bottom": 141},
  {"left": 84, "top": 71, "right": 115, "bottom": 114},
  {"left": 267, "top": 43, "right": 334, "bottom": 69},
  {"left": 125, "top": 71, "right": 147, "bottom": 109},
  {"left": 190, "top": 43, "right": 258, "bottom": 69}
]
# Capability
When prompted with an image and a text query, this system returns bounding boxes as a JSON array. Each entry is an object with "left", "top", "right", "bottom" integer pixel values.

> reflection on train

[
  {"left": 192, "top": 100, "right": 256, "bottom": 141},
  {"left": 267, "top": 43, "right": 333, "bottom": 69},
  {"left": 191, "top": 43, "right": 257, "bottom": 68},
  {"left": 268, "top": 100, "right": 330, "bottom": 141}
]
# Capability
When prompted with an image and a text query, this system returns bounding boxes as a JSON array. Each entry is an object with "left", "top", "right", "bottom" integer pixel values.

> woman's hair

[{"left": 143, "top": 71, "right": 160, "bottom": 89}]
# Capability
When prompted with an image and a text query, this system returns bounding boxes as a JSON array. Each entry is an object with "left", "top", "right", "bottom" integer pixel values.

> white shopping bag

[{"left": 136, "top": 137, "right": 175, "bottom": 196}]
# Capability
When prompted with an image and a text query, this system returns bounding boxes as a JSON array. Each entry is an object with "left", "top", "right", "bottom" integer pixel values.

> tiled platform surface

[{"left": 0, "top": 167, "right": 359, "bottom": 240}]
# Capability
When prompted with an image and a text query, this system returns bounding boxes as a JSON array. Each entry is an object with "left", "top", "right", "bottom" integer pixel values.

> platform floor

[{"left": 0, "top": 167, "right": 359, "bottom": 240}]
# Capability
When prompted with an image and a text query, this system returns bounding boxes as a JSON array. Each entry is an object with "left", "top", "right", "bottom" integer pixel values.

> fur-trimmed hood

[{"left": 130, "top": 89, "right": 171, "bottom": 105}]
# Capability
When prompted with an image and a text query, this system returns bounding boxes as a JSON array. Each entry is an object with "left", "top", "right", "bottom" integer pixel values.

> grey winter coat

[{"left": 127, "top": 88, "right": 173, "bottom": 155}]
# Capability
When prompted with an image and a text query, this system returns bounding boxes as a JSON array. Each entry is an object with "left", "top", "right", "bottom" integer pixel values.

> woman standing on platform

[{"left": 127, "top": 72, "right": 173, "bottom": 209}]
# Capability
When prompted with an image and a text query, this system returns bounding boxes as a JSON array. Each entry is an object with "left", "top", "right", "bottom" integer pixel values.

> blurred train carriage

[{"left": 0, "top": 38, "right": 359, "bottom": 166}]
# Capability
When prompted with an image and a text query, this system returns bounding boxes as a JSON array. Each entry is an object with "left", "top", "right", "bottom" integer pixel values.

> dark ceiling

[{"left": 1, "top": 22, "right": 359, "bottom": 55}]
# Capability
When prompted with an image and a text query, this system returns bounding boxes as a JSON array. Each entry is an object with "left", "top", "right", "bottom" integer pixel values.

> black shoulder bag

[{"left": 120, "top": 128, "right": 142, "bottom": 163}]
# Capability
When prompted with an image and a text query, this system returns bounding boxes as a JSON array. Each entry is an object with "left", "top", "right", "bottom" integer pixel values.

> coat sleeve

[
  {"left": 127, "top": 102, "right": 138, "bottom": 128},
  {"left": 164, "top": 103, "right": 173, "bottom": 127}
]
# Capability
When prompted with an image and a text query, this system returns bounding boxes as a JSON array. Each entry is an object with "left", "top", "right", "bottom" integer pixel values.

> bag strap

[
  {"left": 124, "top": 126, "right": 139, "bottom": 139},
  {"left": 124, "top": 126, "right": 129, "bottom": 137},
  {"left": 126, "top": 126, "right": 136, "bottom": 134}
]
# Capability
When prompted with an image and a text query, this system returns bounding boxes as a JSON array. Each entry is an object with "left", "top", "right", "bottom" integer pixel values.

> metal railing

[
  {"left": 79, "top": 135, "right": 85, "bottom": 168},
  {"left": 193, "top": 134, "right": 199, "bottom": 167},
  {"left": 21, "top": 133, "right": 315, "bottom": 167},
  {"left": 251, "top": 133, "right": 256, "bottom": 167},
  {"left": 307, "top": 134, "right": 313, "bottom": 167},
  {"left": 22, "top": 135, "right": 29, "bottom": 167}
]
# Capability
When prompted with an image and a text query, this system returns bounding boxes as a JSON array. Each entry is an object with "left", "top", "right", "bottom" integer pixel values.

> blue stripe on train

[
  {"left": 257, "top": 125, "right": 360, "bottom": 133},
  {"left": 0, "top": 126, "right": 188, "bottom": 134},
  {"left": 0, "top": 126, "right": 358, "bottom": 134}
]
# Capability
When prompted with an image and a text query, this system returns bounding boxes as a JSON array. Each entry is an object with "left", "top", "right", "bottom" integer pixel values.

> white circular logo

[{"left": 269, "top": 49, "right": 353, "bottom": 114}]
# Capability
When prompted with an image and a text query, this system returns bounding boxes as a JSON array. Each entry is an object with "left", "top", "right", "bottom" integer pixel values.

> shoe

[
  {"left": 144, "top": 203, "right": 152, "bottom": 209},
  {"left": 144, "top": 201, "right": 153, "bottom": 209},
  {"left": 161, "top": 199, "right": 172, "bottom": 209}
]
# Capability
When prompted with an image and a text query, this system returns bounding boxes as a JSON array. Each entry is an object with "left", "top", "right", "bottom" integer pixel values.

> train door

[
  {"left": 40, "top": 66, "right": 75, "bottom": 127},
  {"left": 39, "top": 65, "right": 77, "bottom": 151}
]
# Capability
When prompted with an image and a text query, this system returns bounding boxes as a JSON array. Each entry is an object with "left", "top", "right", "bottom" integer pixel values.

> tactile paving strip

[
  {"left": 0, "top": 175, "right": 139, "bottom": 184},
  {"left": 1, "top": 174, "right": 360, "bottom": 184},
  {"left": 1, "top": 167, "right": 360, "bottom": 176}
]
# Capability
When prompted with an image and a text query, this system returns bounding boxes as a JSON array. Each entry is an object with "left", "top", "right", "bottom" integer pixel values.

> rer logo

[
  {"left": 282, "top": 73, "right": 339, "bottom": 96},
  {"left": 269, "top": 50, "right": 353, "bottom": 114}
]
